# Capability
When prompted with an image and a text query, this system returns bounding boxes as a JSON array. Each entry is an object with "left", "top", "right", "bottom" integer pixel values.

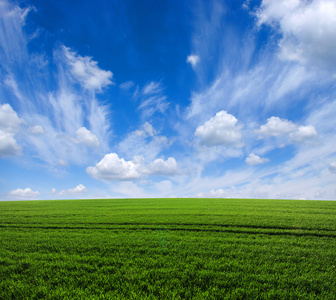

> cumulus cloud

[
  {"left": 187, "top": 54, "right": 200, "bottom": 68},
  {"left": 87, "top": 153, "right": 141, "bottom": 181},
  {"left": 75, "top": 127, "right": 100, "bottom": 147},
  {"left": 145, "top": 157, "right": 179, "bottom": 176},
  {"left": 59, "top": 184, "right": 87, "bottom": 195},
  {"left": 0, "top": 103, "right": 23, "bottom": 157},
  {"left": 256, "top": 0, "right": 336, "bottom": 69},
  {"left": 0, "top": 103, "right": 24, "bottom": 133},
  {"left": 289, "top": 125, "right": 318, "bottom": 142},
  {"left": 9, "top": 188, "right": 40, "bottom": 199},
  {"left": 87, "top": 153, "right": 179, "bottom": 181},
  {"left": 195, "top": 110, "right": 243, "bottom": 147},
  {"left": 257, "top": 116, "right": 318, "bottom": 144},
  {"left": 0, "top": 130, "right": 21, "bottom": 157},
  {"left": 245, "top": 153, "right": 270, "bottom": 165},
  {"left": 329, "top": 162, "right": 336, "bottom": 174},
  {"left": 62, "top": 45, "right": 113, "bottom": 91},
  {"left": 257, "top": 116, "right": 296, "bottom": 136}
]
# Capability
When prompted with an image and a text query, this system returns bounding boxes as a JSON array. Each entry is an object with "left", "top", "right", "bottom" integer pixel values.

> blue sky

[{"left": 1, "top": 0, "right": 336, "bottom": 200}]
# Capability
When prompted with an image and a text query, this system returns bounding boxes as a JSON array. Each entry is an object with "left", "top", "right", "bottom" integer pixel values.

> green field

[{"left": 1, "top": 198, "right": 336, "bottom": 299}]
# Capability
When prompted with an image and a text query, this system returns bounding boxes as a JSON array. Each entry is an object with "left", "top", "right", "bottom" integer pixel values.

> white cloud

[
  {"left": 134, "top": 122, "right": 156, "bottom": 137},
  {"left": 256, "top": 0, "right": 336, "bottom": 69},
  {"left": 4, "top": 75, "right": 24, "bottom": 102},
  {"left": 0, "top": 130, "right": 21, "bottom": 157},
  {"left": 138, "top": 82, "right": 169, "bottom": 117},
  {"left": 185, "top": 0, "right": 334, "bottom": 125},
  {"left": 86, "top": 153, "right": 141, "bottom": 181},
  {"left": 257, "top": 117, "right": 318, "bottom": 144},
  {"left": 0, "top": 1, "right": 112, "bottom": 168},
  {"left": 29, "top": 125, "right": 46, "bottom": 135},
  {"left": 9, "top": 188, "right": 40, "bottom": 199},
  {"left": 87, "top": 153, "right": 179, "bottom": 181},
  {"left": 119, "top": 81, "right": 134, "bottom": 90},
  {"left": 69, "top": 184, "right": 87, "bottom": 193},
  {"left": 289, "top": 125, "right": 318, "bottom": 142},
  {"left": 186, "top": 54, "right": 200, "bottom": 68},
  {"left": 75, "top": 127, "right": 100, "bottom": 147},
  {"left": 0, "top": 0, "right": 30, "bottom": 67},
  {"left": 118, "top": 123, "right": 171, "bottom": 162},
  {"left": 245, "top": 153, "right": 270, "bottom": 165},
  {"left": 257, "top": 116, "right": 296, "bottom": 136},
  {"left": 329, "top": 162, "right": 336, "bottom": 174},
  {"left": 59, "top": 184, "right": 87, "bottom": 195},
  {"left": 138, "top": 95, "right": 169, "bottom": 117},
  {"left": 195, "top": 110, "right": 243, "bottom": 147},
  {"left": 142, "top": 81, "right": 163, "bottom": 95},
  {"left": 145, "top": 157, "right": 179, "bottom": 176},
  {"left": 0, "top": 103, "right": 24, "bottom": 133},
  {"left": 0, "top": 103, "right": 23, "bottom": 157},
  {"left": 62, "top": 45, "right": 113, "bottom": 91}
]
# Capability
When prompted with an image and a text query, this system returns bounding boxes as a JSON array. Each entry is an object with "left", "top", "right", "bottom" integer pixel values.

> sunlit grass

[{"left": 1, "top": 198, "right": 336, "bottom": 299}]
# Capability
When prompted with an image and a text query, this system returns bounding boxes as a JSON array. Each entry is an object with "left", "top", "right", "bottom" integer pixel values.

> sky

[{"left": 1, "top": 0, "right": 336, "bottom": 200}]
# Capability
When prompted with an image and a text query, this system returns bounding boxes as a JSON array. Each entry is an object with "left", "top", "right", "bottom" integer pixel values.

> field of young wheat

[{"left": 1, "top": 198, "right": 336, "bottom": 299}]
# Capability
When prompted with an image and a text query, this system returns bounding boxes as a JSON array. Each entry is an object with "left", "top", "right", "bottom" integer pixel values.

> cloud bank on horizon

[{"left": 1, "top": 0, "right": 336, "bottom": 200}]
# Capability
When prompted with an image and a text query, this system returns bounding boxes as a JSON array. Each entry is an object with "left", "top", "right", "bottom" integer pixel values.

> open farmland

[{"left": 1, "top": 198, "right": 336, "bottom": 299}]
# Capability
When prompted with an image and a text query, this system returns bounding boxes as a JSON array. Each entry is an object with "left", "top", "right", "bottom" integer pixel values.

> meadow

[{"left": 0, "top": 198, "right": 336, "bottom": 299}]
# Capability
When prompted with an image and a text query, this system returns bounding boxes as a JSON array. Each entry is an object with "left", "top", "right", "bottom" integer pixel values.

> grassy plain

[{"left": 0, "top": 198, "right": 336, "bottom": 299}]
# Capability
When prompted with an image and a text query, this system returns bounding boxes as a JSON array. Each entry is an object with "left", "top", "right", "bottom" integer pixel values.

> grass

[{"left": 1, "top": 198, "right": 336, "bottom": 299}]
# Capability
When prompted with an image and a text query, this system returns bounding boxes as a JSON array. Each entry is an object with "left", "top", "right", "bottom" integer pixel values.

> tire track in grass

[{"left": 1, "top": 224, "right": 336, "bottom": 239}]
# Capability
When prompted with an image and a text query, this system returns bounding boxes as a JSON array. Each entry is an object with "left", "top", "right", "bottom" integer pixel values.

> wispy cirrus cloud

[
  {"left": 142, "top": 81, "right": 163, "bottom": 95},
  {"left": 176, "top": 0, "right": 336, "bottom": 201},
  {"left": 138, "top": 81, "right": 169, "bottom": 118},
  {"left": 119, "top": 81, "right": 134, "bottom": 90},
  {"left": 2, "top": 0, "right": 336, "bottom": 201},
  {"left": 117, "top": 122, "right": 172, "bottom": 162},
  {"left": 0, "top": 1, "right": 112, "bottom": 168}
]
